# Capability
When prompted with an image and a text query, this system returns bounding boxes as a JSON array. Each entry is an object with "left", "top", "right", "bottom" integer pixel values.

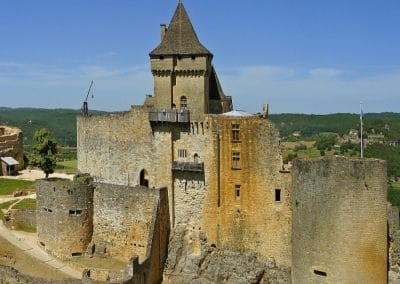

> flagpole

[{"left": 360, "top": 102, "right": 363, "bottom": 158}]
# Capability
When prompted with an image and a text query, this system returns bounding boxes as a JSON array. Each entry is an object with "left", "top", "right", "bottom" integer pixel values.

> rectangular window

[
  {"left": 231, "top": 123, "right": 240, "bottom": 142},
  {"left": 232, "top": 151, "right": 241, "bottom": 169},
  {"left": 178, "top": 149, "right": 187, "bottom": 158},
  {"left": 69, "top": 209, "right": 82, "bottom": 216},
  {"left": 275, "top": 189, "right": 281, "bottom": 202},
  {"left": 235, "top": 185, "right": 241, "bottom": 200}
]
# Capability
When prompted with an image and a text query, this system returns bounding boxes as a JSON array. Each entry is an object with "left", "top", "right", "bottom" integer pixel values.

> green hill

[
  {"left": 269, "top": 112, "right": 400, "bottom": 140},
  {"left": 0, "top": 108, "right": 105, "bottom": 150},
  {"left": 1, "top": 108, "right": 399, "bottom": 151}
]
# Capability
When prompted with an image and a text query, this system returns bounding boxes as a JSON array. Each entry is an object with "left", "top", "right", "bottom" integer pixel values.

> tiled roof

[
  {"left": 1, "top": 156, "right": 19, "bottom": 166},
  {"left": 150, "top": 2, "right": 211, "bottom": 56}
]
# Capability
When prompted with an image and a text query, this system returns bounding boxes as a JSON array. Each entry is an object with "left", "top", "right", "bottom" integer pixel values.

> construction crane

[{"left": 81, "top": 80, "right": 94, "bottom": 116}]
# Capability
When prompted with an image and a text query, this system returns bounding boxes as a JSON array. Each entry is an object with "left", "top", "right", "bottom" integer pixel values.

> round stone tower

[{"left": 36, "top": 178, "right": 94, "bottom": 260}]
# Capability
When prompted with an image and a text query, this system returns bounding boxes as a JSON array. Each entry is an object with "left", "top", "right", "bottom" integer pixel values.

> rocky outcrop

[{"left": 163, "top": 226, "right": 291, "bottom": 284}]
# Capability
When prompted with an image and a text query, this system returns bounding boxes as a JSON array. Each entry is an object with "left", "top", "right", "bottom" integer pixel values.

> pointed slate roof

[{"left": 150, "top": 2, "right": 211, "bottom": 56}]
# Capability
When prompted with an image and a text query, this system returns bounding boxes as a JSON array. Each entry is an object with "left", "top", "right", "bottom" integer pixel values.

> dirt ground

[
  {"left": 0, "top": 169, "right": 74, "bottom": 181},
  {"left": 0, "top": 235, "right": 71, "bottom": 280}
]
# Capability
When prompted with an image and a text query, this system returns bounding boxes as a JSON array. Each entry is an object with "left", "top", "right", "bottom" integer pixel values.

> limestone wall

[
  {"left": 0, "top": 125, "right": 24, "bottom": 172},
  {"left": 292, "top": 157, "right": 387, "bottom": 283},
  {"left": 200, "top": 115, "right": 292, "bottom": 267},
  {"left": 36, "top": 179, "right": 94, "bottom": 260},
  {"left": 90, "top": 183, "right": 169, "bottom": 269}
]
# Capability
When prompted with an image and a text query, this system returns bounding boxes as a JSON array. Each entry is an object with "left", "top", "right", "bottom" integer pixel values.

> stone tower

[{"left": 149, "top": 1, "right": 232, "bottom": 122}]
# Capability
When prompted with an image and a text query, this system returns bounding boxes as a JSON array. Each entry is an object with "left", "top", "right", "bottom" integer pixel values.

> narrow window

[
  {"left": 194, "top": 153, "right": 199, "bottom": 163},
  {"left": 275, "top": 189, "right": 281, "bottom": 202},
  {"left": 235, "top": 185, "right": 241, "bottom": 200},
  {"left": 232, "top": 151, "right": 241, "bottom": 169},
  {"left": 71, "top": 252, "right": 82, "bottom": 257},
  {"left": 231, "top": 123, "right": 240, "bottom": 142},
  {"left": 314, "top": 270, "right": 327, "bottom": 276},
  {"left": 178, "top": 149, "right": 187, "bottom": 158},
  {"left": 140, "top": 169, "right": 149, "bottom": 187},
  {"left": 180, "top": 96, "right": 187, "bottom": 109},
  {"left": 191, "top": 55, "right": 196, "bottom": 60}
]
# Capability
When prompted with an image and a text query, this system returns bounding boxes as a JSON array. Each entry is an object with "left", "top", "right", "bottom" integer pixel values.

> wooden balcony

[
  {"left": 149, "top": 109, "right": 190, "bottom": 123},
  {"left": 172, "top": 161, "right": 204, "bottom": 172}
]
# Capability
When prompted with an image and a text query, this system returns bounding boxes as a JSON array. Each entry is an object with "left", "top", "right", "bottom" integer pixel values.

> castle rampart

[{"left": 292, "top": 157, "right": 387, "bottom": 283}]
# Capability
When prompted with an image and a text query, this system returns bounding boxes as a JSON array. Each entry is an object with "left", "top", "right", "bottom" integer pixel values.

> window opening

[
  {"left": 232, "top": 151, "right": 241, "bottom": 169},
  {"left": 194, "top": 153, "right": 199, "bottom": 163},
  {"left": 178, "top": 149, "right": 187, "bottom": 158},
  {"left": 140, "top": 169, "right": 149, "bottom": 187},
  {"left": 69, "top": 209, "right": 82, "bottom": 216},
  {"left": 235, "top": 185, "right": 241, "bottom": 200},
  {"left": 231, "top": 123, "right": 240, "bottom": 142},
  {"left": 275, "top": 189, "right": 281, "bottom": 202},
  {"left": 180, "top": 96, "right": 187, "bottom": 109},
  {"left": 314, "top": 270, "right": 327, "bottom": 276},
  {"left": 72, "top": 252, "right": 82, "bottom": 257}
]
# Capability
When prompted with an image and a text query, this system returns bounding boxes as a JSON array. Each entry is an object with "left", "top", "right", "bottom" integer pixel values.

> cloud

[
  {"left": 309, "top": 68, "right": 344, "bottom": 78},
  {"left": 0, "top": 61, "right": 399, "bottom": 114},
  {"left": 219, "top": 65, "right": 400, "bottom": 114}
]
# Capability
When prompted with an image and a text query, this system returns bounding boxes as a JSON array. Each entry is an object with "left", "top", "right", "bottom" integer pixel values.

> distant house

[
  {"left": 292, "top": 131, "right": 301, "bottom": 137},
  {"left": 0, "top": 156, "right": 19, "bottom": 176}
]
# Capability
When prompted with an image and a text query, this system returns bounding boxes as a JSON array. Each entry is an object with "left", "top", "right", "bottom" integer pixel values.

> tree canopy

[{"left": 29, "top": 128, "right": 59, "bottom": 178}]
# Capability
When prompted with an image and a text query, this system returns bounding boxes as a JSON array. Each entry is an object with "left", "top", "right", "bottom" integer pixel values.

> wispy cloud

[
  {"left": 220, "top": 65, "right": 400, "bottom": 114},
  {"left": 309, "top": 68, "right": 344, "bottom": 78},
  {"left": 0, "top": 61, "right": 399, "bottom": 114}
]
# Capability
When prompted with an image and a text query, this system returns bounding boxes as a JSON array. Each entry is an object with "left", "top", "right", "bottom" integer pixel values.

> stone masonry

[
  {"left": 37, "top": 2, "right": 391, "bottom": 283},
  {"left": 0, "top": 125, "right": 24, "bottom": 173}
]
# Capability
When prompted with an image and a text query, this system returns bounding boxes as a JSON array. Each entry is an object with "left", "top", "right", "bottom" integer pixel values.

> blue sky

[{"left": 0, "top": 0, "right": 399, "bottom": 114}]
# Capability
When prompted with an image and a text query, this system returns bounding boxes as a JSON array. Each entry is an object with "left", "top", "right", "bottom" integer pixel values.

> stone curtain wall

[
  {"left": 77, "top": 107, "right": 154, "bottom": 187},
  {"left": 292, "top": 157, "right": 387, "bottom": 283},
  {"left": 91, "top": 183, "right": 168, "bottom": 265},
  {"left": 388, "top": 203, "right": 400, "bottom": 281},
  {"left": 0, "top": 125, "right": 24, "bottom": 171},
  {"left": 36, "top": 179, "right": 94, "bottom": 260}
]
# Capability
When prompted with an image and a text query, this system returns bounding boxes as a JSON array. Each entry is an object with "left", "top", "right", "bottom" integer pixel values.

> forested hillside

[
  {"left": 269, "top": 112, "right": 400, "bottom": 140},
  {"left": 1, "top": 108, "right": 399, "bottom": 150}
]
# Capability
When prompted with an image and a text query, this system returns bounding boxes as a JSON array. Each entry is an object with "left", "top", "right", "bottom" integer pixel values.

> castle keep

[{"left": 36, "top": 2, "right": 388, "bottom": 283}]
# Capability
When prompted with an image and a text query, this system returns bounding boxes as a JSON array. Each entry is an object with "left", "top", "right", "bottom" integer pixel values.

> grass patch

[
  {"left": 55, "top": 160, "right": 77, "bottom": 175},
  {"left": 0, "top": 200, "right": 18, "bottom": 209},
  {"left": 13, "top": 221, "right": 37, "bottom": 233},
  {"left": 0, "top": 179, "right": 35, "bottom": 195},
  {"left": 12, "top": 199, "right": 36, "bottom": 210},
  {"left": 389, "top": 182, "right": 400, "bottom": 206}
]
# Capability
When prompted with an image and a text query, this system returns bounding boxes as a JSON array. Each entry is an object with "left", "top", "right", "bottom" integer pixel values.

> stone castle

[{"left": 35, "top": 2, "right": 389, "bottom": 283}]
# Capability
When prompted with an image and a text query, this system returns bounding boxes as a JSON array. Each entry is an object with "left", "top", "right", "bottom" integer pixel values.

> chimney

[
  {"left": 160, "top": 24, "right": 167, "bottom": 40},
  {"left": 262, "top": 103, "right": 269, "bottom": 118}
]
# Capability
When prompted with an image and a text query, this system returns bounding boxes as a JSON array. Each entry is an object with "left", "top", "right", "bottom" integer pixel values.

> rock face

[{"left": 163, "top": 226, "right": 291, "bottom": 284}]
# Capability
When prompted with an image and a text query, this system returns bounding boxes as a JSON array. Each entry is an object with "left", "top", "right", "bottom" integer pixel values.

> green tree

[
  {"left": 314, "top": 133, "right": 337, "bottom": 151},
  {"left": 29, "top": 129, "right": 59, "bottom": 178},
  {"left": 365, "top": 143, "right": 400, "bottom": 177}
]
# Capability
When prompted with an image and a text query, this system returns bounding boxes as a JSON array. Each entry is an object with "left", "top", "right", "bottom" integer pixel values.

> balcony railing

[
  {"left": 172, "top": 161, "right": 204, "bottom": 172},
  {"left": 149, "top": 109, "right": 190, "bottom": 123}
]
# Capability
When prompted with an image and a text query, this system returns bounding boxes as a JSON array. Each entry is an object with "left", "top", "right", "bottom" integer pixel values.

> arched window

[
  {"left": 180, "top": 96, "right": 187, "bottom": 109},
  {"left": 194, "top": 153, "right": 199, "bottom": 163},
  {"left": 140, "top": 169, "right": 149, "bottom": 187}
]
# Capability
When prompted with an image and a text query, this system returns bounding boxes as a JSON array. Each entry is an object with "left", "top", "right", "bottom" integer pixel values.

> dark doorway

[{"left": 140, "top": 169, "right": 149, "bottom": 187}]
